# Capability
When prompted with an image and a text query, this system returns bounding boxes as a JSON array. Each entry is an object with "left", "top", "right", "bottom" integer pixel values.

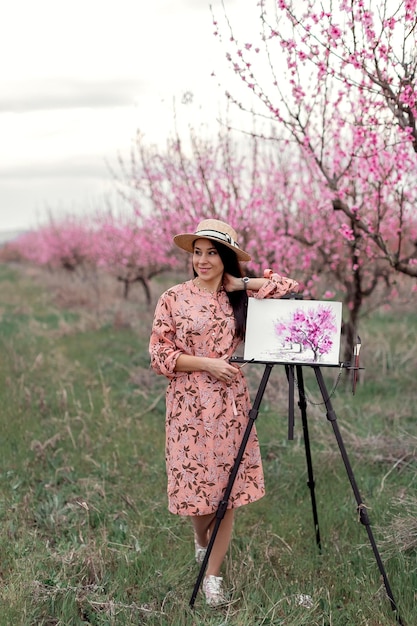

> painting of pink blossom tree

[
  {"left": 274, "top": 305, "right": 338, "bottom": 363},
  {"left": 244, "top": 299, "right": 342, "bottom": 365}
]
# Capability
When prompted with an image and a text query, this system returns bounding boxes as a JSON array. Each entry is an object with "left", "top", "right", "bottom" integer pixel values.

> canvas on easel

[{"left": 244, "top": 298, "right": 343, "bottom": 366}]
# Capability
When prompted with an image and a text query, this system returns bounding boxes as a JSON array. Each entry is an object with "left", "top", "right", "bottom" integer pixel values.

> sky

[{"left": 0, "top": 0, "right": 259, "bottom": 234}]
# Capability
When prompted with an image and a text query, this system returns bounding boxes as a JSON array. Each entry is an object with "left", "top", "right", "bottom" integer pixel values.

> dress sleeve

[
  {"left": 253, "top": 272, "right": 299, "bottom": 300},
  {"left": 149, "top": 291, "right": 183, "bottom": 378}
]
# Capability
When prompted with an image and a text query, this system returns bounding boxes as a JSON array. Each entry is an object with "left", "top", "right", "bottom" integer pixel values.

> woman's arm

[
  {"left": 222, "top": 274, "right": 267, "bottom": 292},
  {"left": 175, "top": 354, "right": 239, "bottom": 382},
  {"left": 223, "top": 272, "right": 299, "bottom": 297}
]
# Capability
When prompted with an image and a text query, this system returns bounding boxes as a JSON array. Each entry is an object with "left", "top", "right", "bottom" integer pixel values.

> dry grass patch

[{"left": 378, "top": 495, "right": 417, "bottom": 557}]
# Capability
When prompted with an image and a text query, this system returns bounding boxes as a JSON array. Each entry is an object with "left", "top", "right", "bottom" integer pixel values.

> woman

[{"left": 149, "top": 219, "right": 298, "bottom": 606}]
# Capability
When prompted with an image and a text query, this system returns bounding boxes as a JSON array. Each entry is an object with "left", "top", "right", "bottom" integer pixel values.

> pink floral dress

[{"left": 149, "top": 274, "right": 298, "bottom": 516}]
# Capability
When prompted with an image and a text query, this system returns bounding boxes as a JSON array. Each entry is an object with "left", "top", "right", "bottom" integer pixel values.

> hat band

[{"left": 194, "top": 228, "right": 241, "bottom": 249}]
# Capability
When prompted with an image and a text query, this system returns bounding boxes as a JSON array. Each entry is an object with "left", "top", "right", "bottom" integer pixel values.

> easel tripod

[{"left": 189, "top": 360, "right": 403, "bottom": 625}]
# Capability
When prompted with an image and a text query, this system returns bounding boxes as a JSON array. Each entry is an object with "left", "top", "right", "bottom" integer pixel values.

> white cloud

[{"left": 0, "top": 78, "right": 148, "bottom": 113}]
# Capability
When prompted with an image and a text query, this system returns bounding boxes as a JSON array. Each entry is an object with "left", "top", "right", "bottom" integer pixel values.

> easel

[{"left": 189, "top": 360, "right": 404, "bottom": 625}]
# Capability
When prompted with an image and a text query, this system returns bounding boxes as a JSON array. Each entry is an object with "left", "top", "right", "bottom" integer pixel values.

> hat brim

[{"left": 173, "top": 233, "right": 251, "bottom": 262}]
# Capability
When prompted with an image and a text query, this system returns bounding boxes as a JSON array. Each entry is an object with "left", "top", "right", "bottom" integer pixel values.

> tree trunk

[
  {"left": 342, "top": 314, "right": 358, "bottom": 367},
  {"left": 136, "top": 276, "right": 152, "bottom": 307},
  {"left": 122, "top": 279, "right": 130, "bottom": 299}
]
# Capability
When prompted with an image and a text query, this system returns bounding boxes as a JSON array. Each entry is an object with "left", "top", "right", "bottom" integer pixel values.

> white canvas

[{"left": 244, "top": 298, "right": 343, "bottom": 365}]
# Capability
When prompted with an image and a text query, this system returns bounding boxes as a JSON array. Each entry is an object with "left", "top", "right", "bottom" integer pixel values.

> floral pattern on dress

[{"left": 149, "top": 274, "right": 298, "bottom": 516}]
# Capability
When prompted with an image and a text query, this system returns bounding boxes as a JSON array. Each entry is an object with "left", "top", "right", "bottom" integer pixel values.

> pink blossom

[
  {"left": 383, "top": 17, "right": 396, "bottom": 30},
  {"left": 328, "top": 24, "right": 342, "bottom": 40},
  {"left": 339, "top": 224, "right": 355, "bottom": 242},
  {"left": 405, "top": 0, "right": 417, "bottom": 20}
]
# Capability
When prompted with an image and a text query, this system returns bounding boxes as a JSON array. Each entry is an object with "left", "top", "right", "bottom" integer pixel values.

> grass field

[{"left": 0, "top": 263, "right": 416, "bottom": 625}]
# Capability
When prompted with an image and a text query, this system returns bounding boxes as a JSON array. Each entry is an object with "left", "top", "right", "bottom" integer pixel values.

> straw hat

[{"left": 173, "top": 219, "right": 251, "bottom": 262}]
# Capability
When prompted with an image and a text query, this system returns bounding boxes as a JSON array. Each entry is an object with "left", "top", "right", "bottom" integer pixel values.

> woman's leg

[
  {"left": 192, "top": 512, "right": 213, "bottom": 549},
  {"left": 192, "top": 509, "right": 235, "bottom": 577}
]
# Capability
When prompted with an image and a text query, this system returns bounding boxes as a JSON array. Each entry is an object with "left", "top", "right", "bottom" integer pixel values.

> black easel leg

[
  {"left": 189, "top": 363, "right": 274, "bottom": 608},
  {"left": 286, "top": 365, "right": 295, "bottom": 440},
  {"left": 314, "top": 366, "right": 403, "bottom": 625},
  {"left": 296, "top": 365, "right": 321, "bottom": 551}
]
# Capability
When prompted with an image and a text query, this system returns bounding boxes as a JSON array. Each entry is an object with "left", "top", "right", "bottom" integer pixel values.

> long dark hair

[{"left": 193, "top": 240, "right": 248, "bottom": 339}]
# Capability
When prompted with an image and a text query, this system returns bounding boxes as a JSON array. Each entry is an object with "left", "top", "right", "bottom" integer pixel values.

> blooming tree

[
  {"left": 10, "top": 207, "right": 180, "bottom": 305},
  {"left": 250, "top": 148, "right": 406, "bottom": 361},
  {"left": 94, "top": 209, "right": 178, "bottom": 303},
  {"left": 11, "top": 216, "right": 95, "bottom": 275},
  {"left": 212, "top": 0, "right": 417, "bottom": 278}
]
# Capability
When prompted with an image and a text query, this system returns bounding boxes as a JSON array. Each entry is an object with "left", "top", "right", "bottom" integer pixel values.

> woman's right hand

[
  {"left": 174, "top": 353, "right": 239, "bottom": 382},
  {"left": 205, "top": 355, "right": 239, "bottom": 383}
]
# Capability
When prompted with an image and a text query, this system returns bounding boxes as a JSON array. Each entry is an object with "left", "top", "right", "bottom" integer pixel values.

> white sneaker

[
  {"left": 202, "top": 575, "right": 227, "bottom": 607},
  {"left": 194, "top": 537, "right": 207, "bottom": 564}
]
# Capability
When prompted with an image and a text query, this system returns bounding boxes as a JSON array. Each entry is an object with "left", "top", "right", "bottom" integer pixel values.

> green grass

[{"left": 0, "top": 263, "right": 416, "bottom": 625}]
